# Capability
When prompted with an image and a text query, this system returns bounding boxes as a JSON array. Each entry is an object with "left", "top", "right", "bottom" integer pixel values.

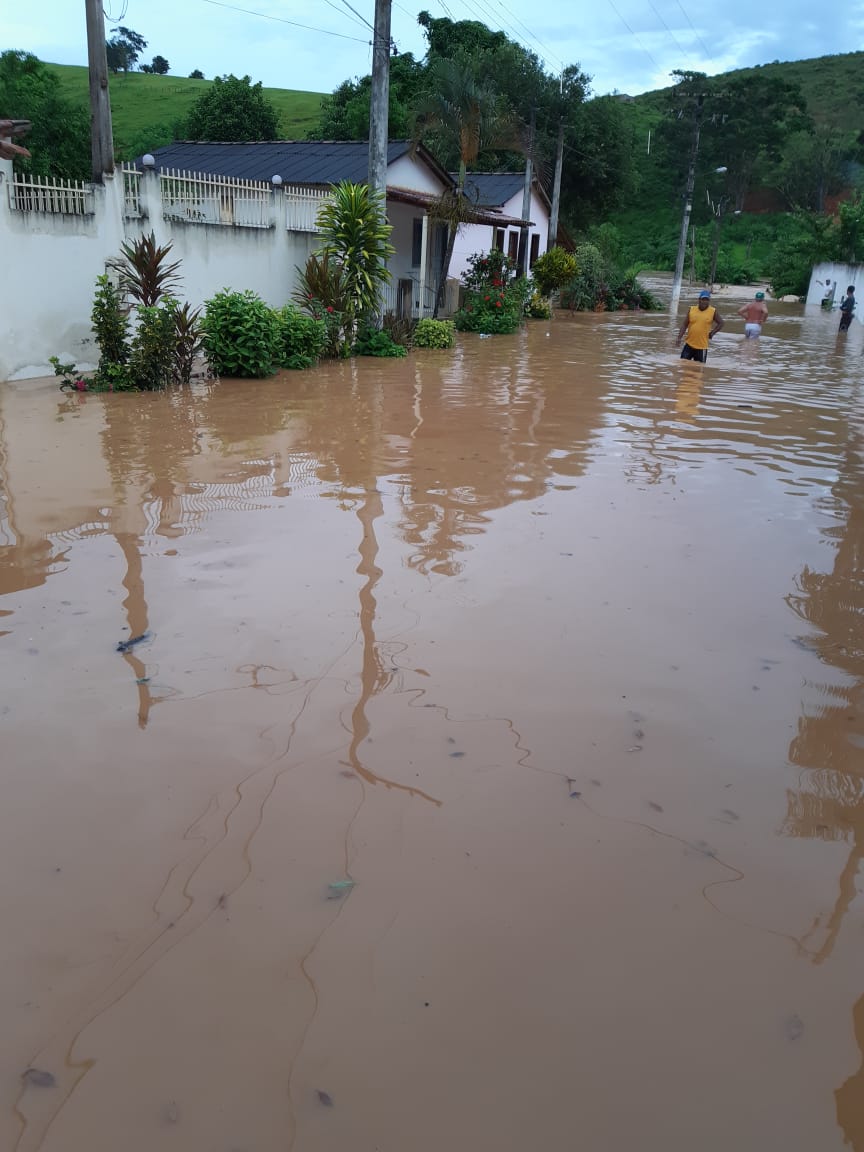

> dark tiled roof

[
  {"left": 454, "top": 172, "right": 526, "bottom": 208},
  {"left": 137, "top": 140, "right": 450, "bottom": 187},
  {"left": 453, "top": 171, "right": 551, "bottom": 212}
]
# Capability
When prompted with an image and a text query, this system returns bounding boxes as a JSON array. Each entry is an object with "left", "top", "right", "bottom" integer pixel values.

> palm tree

[{"left": 411, "top": 58, "right": 523, "bottom": 317}]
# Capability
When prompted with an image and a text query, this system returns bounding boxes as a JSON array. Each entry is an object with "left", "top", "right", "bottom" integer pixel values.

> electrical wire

[
  {"left": 671, "top": 0, "right": 714, "bottom": 66},
  {"left": 103, "top": 0, "right": 130, "bottom": 23},
  {"left": 199, "top": 0, "right": 371, "bottom": 43},
  {"left": 337, "top": 0, "right": 377, "bottom": 34},
  {"left": 644, "top": 0, "right": 694, "bottom": 69},
  {"left": 604, "top": 0, "right": 662, "bottom": 73},
  {"left": 492, "top": 0, "right": 564, "bottom": 70},
  {"left": 452, "top": 0, "right": 560, "bottom": 76}
]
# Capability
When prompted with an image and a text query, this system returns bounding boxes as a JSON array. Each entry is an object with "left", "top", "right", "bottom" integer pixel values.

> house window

[
  {"left": 507, "top": 231, "right": 519, "bottom": 261},
  {"left": 412, "top": 218, "right": 423, "bottom": 267},
  {"left": 494, "top": 228, "right": 505, "bottom": 251},
  {"left": 530, "top": 233, "right": 540, "bottom": 267}
]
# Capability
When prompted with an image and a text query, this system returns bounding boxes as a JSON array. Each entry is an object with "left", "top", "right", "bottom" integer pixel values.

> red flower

[
  {"left": 326, "top": 306, "right": 334, "bottom": 313},
  {"left": 484, "top": 295, "right": 490, "bottom": 301},
  {"left": 74, "top": 379, "right": 86, "bottom": 391},
  {"left": 496, "top": 301, "right": 502, "bottom": 308}
]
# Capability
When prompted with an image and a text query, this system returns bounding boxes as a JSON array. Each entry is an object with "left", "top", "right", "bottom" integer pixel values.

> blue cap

[{"left": 699, "top": 290, "right": 711, "bottom": 298}]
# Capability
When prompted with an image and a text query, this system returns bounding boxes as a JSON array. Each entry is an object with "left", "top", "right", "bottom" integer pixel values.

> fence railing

[
  {"left": 8, "top": 173, "right": 95, "bottom": 216},
  {"left": 122, "top": 164, "right": 141, "bottom": 218},
  {"left": 159, "top": 168, "right": 272, "bottom": 228},
  {"left": 284, "top": 186, "right": 331, "bottom": 233},
  {"left": 380, "top": 276, "right": 439, "bottom": 319}
]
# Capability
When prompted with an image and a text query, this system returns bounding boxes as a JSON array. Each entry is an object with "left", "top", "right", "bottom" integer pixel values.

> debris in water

[
  {"left": 22, "top": 1068, "right": 55, "bottom": 1088},
  {"left": 449, "top": 750, "right": 465, "bottom": 758},
  {"left": 163, "top": 1100, "right": 180, "bottom": 1124},
  {"left": 785, "top": 1013, "right": 805, "bottom": 1042},
  {"left": 648, "top": 801, "right": 664, "bottom": 813},
  {"left": 327, "top": 880, "right": 355, "bottom": 900},
  {"left": 116, "top": 632, "right": 150, "bottom": 653},
  {"left": 567, "top": 779, "right": 581, "bottom": 798},
  {"left": 317, "top": 1090, "right": 334, "bottom": 1107},
  {"left": 136, "top": 677, "right": 150, "bottom": 685}
]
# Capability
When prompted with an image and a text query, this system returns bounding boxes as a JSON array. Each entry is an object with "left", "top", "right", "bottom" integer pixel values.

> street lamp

[{"left": 670, "top": 165, "right": 727, "bottom": 313}]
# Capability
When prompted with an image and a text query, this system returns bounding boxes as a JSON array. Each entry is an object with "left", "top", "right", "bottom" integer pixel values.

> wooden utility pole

[
  {"left": 367, "top": 0, "right": 391, "bottom": 198},
  {"left": 670, "top": 93, "right": 703, "bottom": 313},
  {"left": 85, "top": 0, "right": 115, "bottom": 182},
  {"left": 517, "top": 107, "right": 536, "bottom": 278},
  {"left": 547, "top": 117, "right": 565, "bottom": 250}
]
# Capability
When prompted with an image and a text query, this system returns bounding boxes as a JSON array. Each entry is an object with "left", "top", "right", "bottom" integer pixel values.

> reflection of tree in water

[{"left": 779, "top": 439, "right": 864, "bottom": 1147}]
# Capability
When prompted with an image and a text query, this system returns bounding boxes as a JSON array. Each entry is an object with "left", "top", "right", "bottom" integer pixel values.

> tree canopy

[
  {"left": 0, "top": 50, "right": 89, "bottom": 178},
  {"left": 184, "top": 75, "right": 280, "bottom": 141},
  {"left": 106, "top": 26, "right": 147, "bottom": 74}
]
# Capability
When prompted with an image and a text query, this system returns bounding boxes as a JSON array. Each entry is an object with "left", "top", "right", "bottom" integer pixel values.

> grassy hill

[{"left": 45, "top": 64, "right": 325, "bottom": 157}]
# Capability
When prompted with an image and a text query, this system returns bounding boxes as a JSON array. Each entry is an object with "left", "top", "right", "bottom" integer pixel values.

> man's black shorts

[{"left": 680, "top": 343, "right": 706, "bottom": 362}]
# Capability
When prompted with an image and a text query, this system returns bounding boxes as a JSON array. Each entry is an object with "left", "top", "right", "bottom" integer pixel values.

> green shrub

[
  {"left": 382, "top": 312, "right": 416, "bottom": 348},
  {"left": 354, "top": 324, "right": 408, "bottom": 357},
  {"left": 91, "top": 275, "right": 129, "bottom": 370},
  {"left": 454, "top": 249, "right": 529, "bottom": 335},
  {"left": 172, "top": 302, "right": 205, "bottom": 383},
  {"left": 277, "top": 304, "right": 327, "bottom": 369},
  {"left": 526, "top": 291, "right": 552, "bottom": 319},
  {"left": 129, "top": 302, "right": 177, "bottom": 390},
  {"left": 413, "top": 318, "right": 455, "bottom": 348},
  {"left": 530, "top": 247, "right": 578, "bottom": 297},
  {"left": 295, "top": 253, "right": 351, "bottom": 358},
  {"left": 202, "top": 289, "right": 280, "bottom": 377}
]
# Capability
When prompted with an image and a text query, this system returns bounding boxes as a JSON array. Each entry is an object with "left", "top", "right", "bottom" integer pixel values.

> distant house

[
  {"left": 448, "top": 172, "right": 551, "bottom": 281},
  {"left": 138, "top": 140, "right": 523, "bottom": 317}
]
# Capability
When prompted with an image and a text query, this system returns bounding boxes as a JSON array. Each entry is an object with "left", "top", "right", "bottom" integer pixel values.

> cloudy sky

[{"left": 4, "top": 0, "right": 862, "bottom": 98}]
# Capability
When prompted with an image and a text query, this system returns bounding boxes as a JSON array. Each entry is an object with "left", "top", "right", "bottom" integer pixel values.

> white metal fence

[
  {"left": 159, "top": 168, "right": 272, "bottom": 228},
  {"left": 8, "top": 173, "right": 95, "bottom": 216},
  {"left": 122, "top": 164, "right": 141, "bottom": 218},
  {"left": 284, "top": 186, "right": 330, "bottom": 233}
]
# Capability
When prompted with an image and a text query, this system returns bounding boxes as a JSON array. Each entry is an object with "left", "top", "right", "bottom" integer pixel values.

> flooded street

[{"left": 2, "top": 298, "right": 863, "bottom": 1151}]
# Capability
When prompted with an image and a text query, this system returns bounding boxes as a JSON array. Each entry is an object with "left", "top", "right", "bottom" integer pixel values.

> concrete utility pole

[
  {"left": 85, "top": 0, "right": 115, "bottom": 182},
  {"left": 367, "top": 0, "right": 392, "bottom": 199},
  {"left": 670, "top": 94, "right": 703, "bottom": 314},
  {"left": 547, "top": 117, "right": 565, "bottom": 250},
  {"left": 517, "top": 107, "right": 536, "bottom": 277}
]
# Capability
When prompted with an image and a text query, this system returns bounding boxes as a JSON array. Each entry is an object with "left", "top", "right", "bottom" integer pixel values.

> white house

[{"left": 449, "top": 173, "right": 551, "bottom": 282}]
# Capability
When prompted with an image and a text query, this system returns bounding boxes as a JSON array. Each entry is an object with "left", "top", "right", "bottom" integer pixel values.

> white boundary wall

[
  {"left": 806, "top": 261, "right": 862, "bottom": 309},
  {"left": 0, "top": 162, "right": 318, "bottom": 381}
]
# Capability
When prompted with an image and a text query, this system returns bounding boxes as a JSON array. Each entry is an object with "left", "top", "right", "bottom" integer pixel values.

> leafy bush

[
  {"left": 526, "top": 291, "right": 552, "bottom": 319},
  {"left": 530, "top": 247, "right": 578, "bottom": 297},
  {"left": 558, "top": 242, "right": 660, "bottom": 311},
  {"left": 354, "top": 324, "right": 408, "bottom": 357},
  {"left": 295, "top": 253, "right": 352, "bottom": 358},
  {"left": 203, "top": 289, "right": 280, "bottom": 377},
  {"left": 129, "top": 302, "right": 177, "bottom": 390},
  {"left": 413, "top": 318, "right": 455, "bottom": 348},
  {"left": 91, "top": 275, "right": 129, "bottom": 370},
  {"left": 172, "top": 302, "right": 205, "bottom": 383},
  {"left": 276, "top": 304, "right": 327, "bottom": 369},
  {"left": 382, "top": 312, "right": 416, "bottom": 348},
  {"left": 118, "top": 232, "right": 182, "bottom": 306},
  {"left": 454, "top": 249, "right": 529, "bottom": 335}
]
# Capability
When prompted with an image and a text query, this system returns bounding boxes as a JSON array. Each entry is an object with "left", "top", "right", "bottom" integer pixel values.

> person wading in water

[
  {"left": 676, "top": 290, "right": 725, "bottom": 363},
  {"left": 737, "top": 291, "right": 769, "bottom": 339}
]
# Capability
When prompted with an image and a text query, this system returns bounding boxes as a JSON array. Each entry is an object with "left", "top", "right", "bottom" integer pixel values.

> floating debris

[
  {"left": 327, "top": 880, "right": 355, "bottom": 900},
  {"left": 22, "top": 1068, "right": 55, "bottom": 1088},
  {"left": 116, "top": 632, "right": 150, "bottom": 654},
  {"left": 567, "top": 779, "right": 581, "bottom": 798},
  {"left": 785, "top": 1013, "right": 805, "bottom": 1042},
  {"left": 316, "top": 1090, "right": 334, "bottom": 1107}
]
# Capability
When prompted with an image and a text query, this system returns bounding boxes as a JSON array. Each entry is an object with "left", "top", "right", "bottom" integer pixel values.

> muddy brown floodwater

[{"left": 1, "top": 299, "right": 863, "bottom": 1151}]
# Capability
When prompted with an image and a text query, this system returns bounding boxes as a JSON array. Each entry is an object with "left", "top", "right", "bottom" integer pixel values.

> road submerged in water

[{"left": 1, "top": 298, "right": 863, "bottom": 1151}]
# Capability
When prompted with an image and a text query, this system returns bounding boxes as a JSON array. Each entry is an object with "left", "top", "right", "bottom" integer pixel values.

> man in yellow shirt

[{"left": 676, "top": 289, "right": 725, "bottom": 362}]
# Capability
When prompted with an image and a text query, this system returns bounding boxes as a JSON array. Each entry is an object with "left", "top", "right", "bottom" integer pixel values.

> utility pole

[
  {"left": 547, "top": 117, "right": 565, "bottom": 251},
  {"left": 517, "top": 107, "right": 536, "bottom": 278},
  {"left": 670, "top": 93, "right": 702, "bottom": 314},
  {"left": 85, "top": 0, "right": 115, "bottom": 182},
  {"left": 367, "top": 0, "right": 391, "bottom": 199}
]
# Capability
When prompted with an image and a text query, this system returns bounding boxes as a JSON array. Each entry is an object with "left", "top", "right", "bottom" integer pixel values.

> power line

[
  {"left": 102, "top": 0, "right": 130, "bottom": 22},
  {"left": 604, "top": 0, "right": 662, "bottom": 74},
  {"left": 199, "top": 0, "right": 371, "bottom": 43},
  {"left": 338, "top": 0, "right": 377, "bottom": 34},
  {"left": 453, "top": 0, "right": 560, "bottom": 76},
  {"left": 492, "top": 0, "right": 564, "bottom": 70},
  {"left": 671, "top": 0, "right": 714, "bottom": 68},
  {"left": 644, "top": 0, "right": 694, "bottom": 69}
]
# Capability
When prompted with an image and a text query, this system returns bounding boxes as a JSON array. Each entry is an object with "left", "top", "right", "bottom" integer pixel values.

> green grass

[{"left": 45, "top": 63, "right": 325, "bottom": 158}]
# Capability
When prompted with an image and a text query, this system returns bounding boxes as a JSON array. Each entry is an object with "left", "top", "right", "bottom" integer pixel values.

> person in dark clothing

[{"left": 838, "top": 286, "right": 856, "bottom": 332}]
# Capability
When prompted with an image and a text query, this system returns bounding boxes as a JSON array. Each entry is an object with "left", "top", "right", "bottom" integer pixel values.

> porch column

[{"left": 418, "top": 213, "right": 429, "bottom": 318}]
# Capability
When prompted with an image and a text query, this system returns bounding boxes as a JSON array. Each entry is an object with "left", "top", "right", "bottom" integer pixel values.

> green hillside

[{"left": 45, "top": 63, "right": 325, "bottom": 157}]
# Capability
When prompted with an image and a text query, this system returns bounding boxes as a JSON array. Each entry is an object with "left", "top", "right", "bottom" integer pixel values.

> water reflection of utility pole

[
  {"left": 115, "top": 533, "right": 153, "bottom": 729},
  {"left": 347, "top": 484, "right": 440, "bottom": 806}
]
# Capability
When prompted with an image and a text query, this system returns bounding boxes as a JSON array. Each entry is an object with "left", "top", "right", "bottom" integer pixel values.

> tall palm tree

[{"left": 411, "top": 58, "right": 523, "bottom": 316}]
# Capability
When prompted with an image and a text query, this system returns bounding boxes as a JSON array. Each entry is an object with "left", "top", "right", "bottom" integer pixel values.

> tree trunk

[{"left": 433, "top": 160, "right": 465, "bottom": 319}]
